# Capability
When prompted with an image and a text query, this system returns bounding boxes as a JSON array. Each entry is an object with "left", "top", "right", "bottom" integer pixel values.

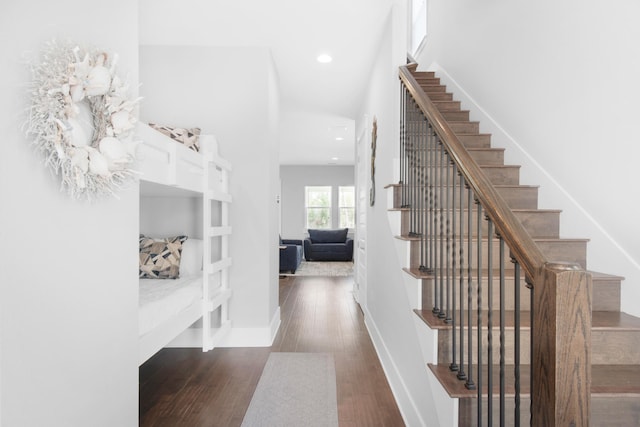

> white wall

[
  {"left": 280, "top": 165, "right": 355, "bottom": 240},
  {"left": 138, "top": 46, "right": 281, "bottom": 343},
  {"left": 355, "top": 3, "right": 443, "bottom": 425},
  {"left": 140, "top": 196, "right": 203, "bottom": 239},
  {"left": 416, "top": 0, "right": 640, "bottom": 316},
  {"left": 0, "top": 1, "right": 139, "bottom": 426}
]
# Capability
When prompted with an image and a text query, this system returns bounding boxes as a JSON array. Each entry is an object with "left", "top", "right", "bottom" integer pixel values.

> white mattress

[{"left": 139, "top": 275, "right": 202, "bottom": 336}]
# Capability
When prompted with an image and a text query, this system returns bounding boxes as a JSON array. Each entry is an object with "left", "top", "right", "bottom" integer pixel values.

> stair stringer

[{"left": 386, "top": 184, "right": 459, "bottom": 427}]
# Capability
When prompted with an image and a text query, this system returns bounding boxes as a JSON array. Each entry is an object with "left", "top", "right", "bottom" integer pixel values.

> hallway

[{"left": 140, "top": 275, "right": 405, "bottom": 426}]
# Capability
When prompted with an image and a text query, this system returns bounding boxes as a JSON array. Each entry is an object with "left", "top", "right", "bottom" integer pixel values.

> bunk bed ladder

[{"left": 202, "top": 142, "right": 233, "bottom": 352}]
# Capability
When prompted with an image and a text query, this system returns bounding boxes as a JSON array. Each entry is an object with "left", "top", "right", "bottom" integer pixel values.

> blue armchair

[{"left": 279, "top": 238, "right": 303, "bottom": 273}]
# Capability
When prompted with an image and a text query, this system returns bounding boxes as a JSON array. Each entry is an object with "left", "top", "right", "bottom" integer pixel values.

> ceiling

[{"left": 138, "top": 0, "right": 394, "bottom": 165}]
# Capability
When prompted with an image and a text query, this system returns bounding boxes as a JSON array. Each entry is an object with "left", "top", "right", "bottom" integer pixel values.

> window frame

[
  {"left": 338, "top": 186, "right": 355, "bottom": 229},
  {"left": 305, "top": 186, "right": 332, "bottom": 229}
]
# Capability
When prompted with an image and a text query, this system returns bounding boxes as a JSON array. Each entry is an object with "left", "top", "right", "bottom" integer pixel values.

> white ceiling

[{"left": 138, "top": 0, "right": 394, "bottom": 165}]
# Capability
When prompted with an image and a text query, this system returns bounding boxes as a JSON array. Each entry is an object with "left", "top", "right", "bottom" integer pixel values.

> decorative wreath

[{"left": 26, "top": 40, "right": 139, "bottom": 200}]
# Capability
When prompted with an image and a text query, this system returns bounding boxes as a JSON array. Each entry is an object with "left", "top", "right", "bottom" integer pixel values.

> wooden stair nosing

[
  {"left": 420, "top": 86, "right": 448, "bottom": 95},
  {"left": 433, "top": 100, "right": 462, "bottom": 111},
  {"left": 414, "top": 308, "right": 640, "bottom": 332},
  {"left": 411, "top": 71, "right": 436, "bottom": 78},
  {"left": 395, "top": 233, "right": 588, "bottom": 245},
  {"left": 429, "top": 363, "right": 640, "bottom": 399},
  {"left": 403, "top": 267, "right": 620, "bottom": 286},
  {"left": 448, "top": 121, "right": 481, "bottom": 133}
]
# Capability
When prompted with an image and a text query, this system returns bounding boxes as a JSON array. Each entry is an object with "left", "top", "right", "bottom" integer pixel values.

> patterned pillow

[
  {"left": 148, "top": 123, "right": 201, "bottom": 152},
  {"left": 139, "top": 235, "right": 188, "bottom": 279}
]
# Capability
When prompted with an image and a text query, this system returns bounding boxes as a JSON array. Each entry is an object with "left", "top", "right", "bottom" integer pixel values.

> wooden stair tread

[
  {"left": 395, "top": 234, "right": 588, "bottom": 243},
  {"left": 429, "top": 364, "right": 640, "bottom": 398},
  {"left": 403, "top": 267, "right": 620, "bottom": 283},
  {"left": 495, "top": 184, "right": 539, "bottom": 189},
  {"left": 389, "top": 207, "right": 561, "bottom": 215},
  {"left": 511, "top": 208, "right": 562, "bottom": 213},
  {"left": 590, "top": 270, "right": 626, "bottom": 281},
  {"left": 414, "top": 308, "right": 640, "bottom": 331},
  {"left": 430, "top": 363, "right": 530, "bottom": 398},
  {"left": 592, "top": 311, "right": 640, "bottom": 330},
  {"left": 591, "top": 365, "right": 640, "bottom": 395},
  {"left": 415, "top": 308, "right": 531, "bottom": 329},
  {"left": 385, "top": 183, "right": 538, "bottom": 189},
  {"left": 419, "top": 83, "right": 445, "bottom": 88},
  {"left": 467, "top": 147, "right": 505, "bottom": 152},
  {"left": 404, "top": 144, "right": 495, "bottom": 150},
  {"left": 478, "top": 164, "right": 519, "bottom": 168},
  {"left": 403, "top": 266, "right": 537, "bottom": 280},
  {"left": 384, "top": 182, "right": 540, "bottom": 189}
]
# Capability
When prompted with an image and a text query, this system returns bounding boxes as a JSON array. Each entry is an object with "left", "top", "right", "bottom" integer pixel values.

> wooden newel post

[{"left": 532, "top": 262, "right": 592, "bottom": 426}]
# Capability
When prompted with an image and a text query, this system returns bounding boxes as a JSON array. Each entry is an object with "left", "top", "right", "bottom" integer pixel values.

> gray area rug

[
  {"left": 282, "top": 261, "right": 354, "bottom": 277},
  {"left": 241, "top": 352, "right": 339, "bottom": 427}
]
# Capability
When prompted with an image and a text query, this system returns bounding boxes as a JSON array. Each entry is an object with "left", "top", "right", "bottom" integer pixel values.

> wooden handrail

[{"left": 399, "top": 64, "right": 547, "bottom": 281}]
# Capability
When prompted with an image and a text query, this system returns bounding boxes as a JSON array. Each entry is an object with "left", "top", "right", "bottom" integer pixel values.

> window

[
  {"left": 339, "top": 186, "right": 355, "bottom": 229},
  {"left": 305, "top": 186, "right": 331, "bottom": 229}
]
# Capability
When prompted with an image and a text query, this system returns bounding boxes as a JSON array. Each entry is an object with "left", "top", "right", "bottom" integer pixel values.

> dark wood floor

[{"left": 139, "top": 275, "right": 405, "bottom": 426}]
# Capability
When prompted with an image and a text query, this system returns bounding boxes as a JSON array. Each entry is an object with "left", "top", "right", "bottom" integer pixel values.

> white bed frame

[{"left": 137, "top": 123, "right": 233, "bottom": 365}]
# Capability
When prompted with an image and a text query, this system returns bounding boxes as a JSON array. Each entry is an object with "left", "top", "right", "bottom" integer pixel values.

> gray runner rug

[
  {"left": 241, "top": 352, "right": 339, "bottom": 427},
  {"left": 281, "top": 261, "right": 354, "bottom": 277}
]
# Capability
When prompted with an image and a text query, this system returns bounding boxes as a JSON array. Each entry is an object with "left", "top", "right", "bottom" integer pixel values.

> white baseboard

[
  {"left": 270, "top": 306, "right": 281, "bottom": 342},
  {"left": 218, "top": 306, "right": 281, "bottom": 347},
  {"left": 363, "top": 306, "right": 427, "bottom": 427},
  {"left": 164, "top": 307, "right": 281, "bottom": 349},
  {"left": 166, "top": 322, "right": 232, "bottom": 349}
]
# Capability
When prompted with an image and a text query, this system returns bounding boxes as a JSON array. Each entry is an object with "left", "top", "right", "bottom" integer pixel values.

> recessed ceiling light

[
  {"left": 317, "top": 54, "right": 333, "bottom": 63},
  {"left": 331, "top": 156, "right": 339, "bottom": 161},
  {"left": 335, "top": 137, "right": 344, "bottom": 141}
]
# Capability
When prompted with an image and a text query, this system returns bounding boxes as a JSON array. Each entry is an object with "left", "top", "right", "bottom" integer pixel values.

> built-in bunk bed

[{"left": 136, "top": 122, "right": 232, "bottom": 366}]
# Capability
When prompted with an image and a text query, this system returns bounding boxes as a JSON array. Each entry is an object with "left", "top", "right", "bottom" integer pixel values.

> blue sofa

[
  {"left": 279, "top": 238, "right": 303, "bottom": 273},
  {"left": 304, "top": 228, "right": 353, "bottom": 261}
]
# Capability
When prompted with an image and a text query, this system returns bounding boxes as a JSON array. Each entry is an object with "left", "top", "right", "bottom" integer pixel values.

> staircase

[{"left": 389, "top": 64, "right": 640, "bottom": 426}]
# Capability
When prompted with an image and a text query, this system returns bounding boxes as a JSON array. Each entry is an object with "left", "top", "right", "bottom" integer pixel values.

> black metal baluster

[
  {"left": 431, "top": 133, "right": 439, "bottom": 314},
  {"left": 409, "top": 101, "right": 416, "bottom": 236},
  {"left": 450, "top": 162, "right": 458, "bottom": 372},
  {"left": 401, "top": 90, "right": 408, "bottom": 208},
  {"left": 476, "top": 202, "right": 483, "bottom": 425},
  {"left": 513, "top": 259, "right": 521, "bottom": 426},
  {"left": 418, "top": 111, "right": 429, "bottom": 258},
  {"left": 527, "top": 277, "right": 534, "bottom": 426},
  {"left": 415, "top": 106, "right": 420, "bottom": 237},
  {"left": 438, "top": 144, "right": 445, "bottom": 320},
  {"left": 399, "top": 86, "right": 405, "bottom": 193},
  {"left": 445, "top": 151, "right": 452, "bottom": 323},
  {"left": 465, "top": 186, "right": 475, "bottom": 391},
  {"left": 429, "top": 130, "right": 439, "bottom": 284},
  {"left": 419, "top": 114, "right": 426, "bottom": 270},
  {"left": 420, "top": 122, "right": 431, "bottom": 273},
  {"left": 499, "top": 236, "right": 506, "bottom": 427},
  {"left": 412, "top": 105, "right": 420, "bottom": 238},
  {"left": 457, "top": 175, "right": 467, "bottom": 381},
  {"left": 487, "top": 218, "right": 494, "bottom": 426},
  {"left": 399, "top": 86, "right": 402, "bottom": 197},
  {"left": 413, "top": 104, "right": 420, "bottom": 237}
]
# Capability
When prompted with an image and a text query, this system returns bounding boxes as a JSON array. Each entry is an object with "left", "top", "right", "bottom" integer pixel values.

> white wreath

[{"left": 26, "top": 40, "right": 139, "bottom": 200}]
